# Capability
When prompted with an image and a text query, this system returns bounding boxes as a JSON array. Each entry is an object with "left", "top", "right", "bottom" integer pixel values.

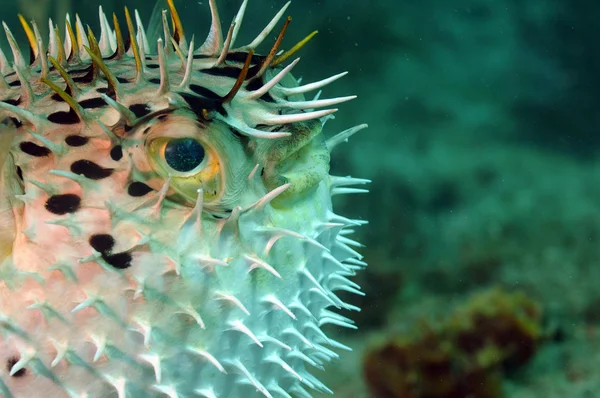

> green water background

[{"left": 4, "top": 0, "right": 599, "bottom": 396}]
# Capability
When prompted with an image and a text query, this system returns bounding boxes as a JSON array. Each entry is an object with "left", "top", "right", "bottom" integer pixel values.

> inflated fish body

[{"left": 0, "top": 1, "right": 368, "bottom": 396}]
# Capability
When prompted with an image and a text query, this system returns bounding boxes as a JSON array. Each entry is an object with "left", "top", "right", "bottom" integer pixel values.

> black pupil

[{"left": 164, "top": 138, "right": 205, "bottom": 172}]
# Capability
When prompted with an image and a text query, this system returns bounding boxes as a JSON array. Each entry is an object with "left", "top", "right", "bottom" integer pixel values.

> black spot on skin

[
  {"left": 72, "top": 65, "right": 95, "bottom": 83},
  {"left": 229, "top": 127, "right": 244, "bottom": 140},
  {"left": 142, "top": 127, "right": 151, "bottom": 135},
  {"left": 79, "top": 97, "right": 107, "bottom": 109},
  {"left": 9, "top": 117, "right": 22, "bottom": 128},
  {"left": 47, "top": 109, "right": 80, "bottom": 125},
  {"left": 110, "top": 145, "right": 123, "bottom": 161},
  {"left": 8, "top": 80, "right": 21, "bottom": 87},
  {"left": 51, "top": 93, "right": 65, "bottom": 102},
  {"left": 45, "top": 194, "right": 81, "bottom": 215},
  {"left": 127, "top": 182, "right": 153, "bottom": 197},
  {"left": 245, "top": 79, "right": 263, "bottom": 92},
  {"left": 107, "top": 49, "right": 119, "bottom": 60},
  {"left": 78, "top": 70, "right": 96, "bottom": 84},
  {"left": 157, "top": 115, "right": 168, "bottom": 121},
  {"left": 246, "top": 79, "right": 275, "bottom": 103},
  {"left": 65, "top": 135, "right": 89, "bottom": 147},
  {"left": 20, "top": 141, "right": 51, "bottom": 157},
  {"left": 70, "top": 160, "right": 114, "bottom": 180},
  {"left": 260, "top": 168, "right": 265, "bottom": 176},
  {"left": 124, "top": 36, "right": 131, "bottom": 53},
  {"left": 246, "top": 63, "right": 263, "bottom": 80},
  {"left": 189, "top": 85, "right": 221, "bottom": 100},
  {"left": 179, "top": 92, "right": 225, "bottom": 118},
  {"left": 129, "top": 104, "right": 151, "bottom": 118},
  {"left": 149, "top": 78, "right": 160, "bottom": 84},
  {"left": 116, "top": 76, "right": 129, "bottom": 84},
  {"left": 103, "top": 252, "right": 132, "bottom": 269},
  {"left": 225, "top": 52, "right": 265, "bottom": 64},
  {"left": 228, "top": 126, "right": 251, "bottom": 150},
  {"left": 95, "top": 86, "right": 117, "bottom": 100},
  {"left": 202, "top": 66, "right": 244, "bottom": 79},
  {"left": 3, "top": 98, "right": 20, "bottom": 106},
  {"left": 16, "top": 166, "right": 23, "bottom": 181},
  {"left": 89, "top": 234, "right": 132, "bottom": 269},
  {"left": 69, "top": 66, "right": 92, "bottom": 75},
  {"left": 146, "top": 63, "right": 159, "bottom": 69},
  {"left": 89, "top": 234, "right": 115, "bottom": 253},
  {"left": 28, "top": 45, "right": 35, "bottom": 66},
  {"left": 6, "top": 356, "right": 26, "bottom": 378}
]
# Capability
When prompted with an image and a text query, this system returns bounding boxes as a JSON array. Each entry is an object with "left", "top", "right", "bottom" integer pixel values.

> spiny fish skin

[{"left": 0, "top": 1, "right": 367, "bottom": 396}]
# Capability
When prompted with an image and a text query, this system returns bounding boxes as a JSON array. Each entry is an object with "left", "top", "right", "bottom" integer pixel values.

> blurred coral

[{"left": 363, "top": 289, "right": 543, "bottom": 398}]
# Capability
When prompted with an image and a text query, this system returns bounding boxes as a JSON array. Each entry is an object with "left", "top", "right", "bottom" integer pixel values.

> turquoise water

[{"left": 4, "top": 1, "right": 599, "bottom": 397}]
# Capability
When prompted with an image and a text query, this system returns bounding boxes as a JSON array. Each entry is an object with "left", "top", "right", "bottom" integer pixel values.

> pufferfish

[{"left": 0, "top": 0, "right": 368, "bottom": 396}]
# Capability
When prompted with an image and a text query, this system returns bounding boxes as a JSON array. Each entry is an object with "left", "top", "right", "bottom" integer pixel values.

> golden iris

[{"left": 147, "top": 137, "right": 222, "bottom": 204}]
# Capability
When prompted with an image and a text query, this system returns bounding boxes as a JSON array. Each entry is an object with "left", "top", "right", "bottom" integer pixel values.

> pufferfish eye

[
  {"left": 147, "top": 135, "right": 222, "bottom": 205},
  {"left": 164, "top": 138, "right": 206, "bottom": 172}
]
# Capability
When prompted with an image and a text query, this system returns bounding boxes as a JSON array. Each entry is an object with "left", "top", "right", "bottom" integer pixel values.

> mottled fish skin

[{"left": 0, "top": 1, "right": 368, "bottom": 396}]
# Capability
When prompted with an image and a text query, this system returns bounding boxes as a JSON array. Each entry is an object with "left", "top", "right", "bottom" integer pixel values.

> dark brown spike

[
  {"left": 65, "top": 19, "right": 79, "bottom": 63},
  {"left": 124, "top": 7, "right": 142, "bottom": 78},
  {"left": 83, "top": 46, "right": 120, "bottom": 100},
  {"left": 86, "top": 26, "right": 101, "bottom": 82},
  {"left": 222, "top": 50, "right": 254, "bottom": 103},
  {"left": 54, "top": 26, "right": 67, "bottom": 65},
  {"left": 113, "top": 13, "right": 125, "bottom": 58},
  {"left": 215, "top": 22, "right": 236, "bottom": 66},
  {"left": 41, "top": 77, "right": 86, "bottom": 121},
  {"left": 251, "top": 16, "right": 291, "bottom": 79},
  {"left": 86, "top": 26, "right": 100, "bottom": 55},
  {"left": 47, "top": 56, "right": 81, "bottom": 98}
]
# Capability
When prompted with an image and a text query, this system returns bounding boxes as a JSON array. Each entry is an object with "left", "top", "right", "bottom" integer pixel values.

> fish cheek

[{"left": 261, "top": 120, "right": 330, "bottom": 207}]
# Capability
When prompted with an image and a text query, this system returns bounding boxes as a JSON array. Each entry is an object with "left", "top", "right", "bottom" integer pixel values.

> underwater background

[{"left": 4, "top": 0, "right": 600, "bottom": 397}]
